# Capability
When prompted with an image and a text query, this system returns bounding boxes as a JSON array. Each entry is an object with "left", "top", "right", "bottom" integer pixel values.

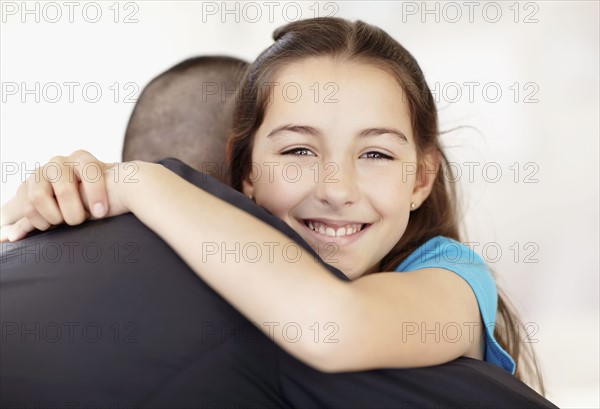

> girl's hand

[{"left": 0, "top": 150, "right": 130, "bottom": 242}]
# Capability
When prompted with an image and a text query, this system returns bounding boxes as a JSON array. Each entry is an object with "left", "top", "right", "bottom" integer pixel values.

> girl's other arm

[{"left": 121, "top": 162, "right": 484, "bottom": 372}]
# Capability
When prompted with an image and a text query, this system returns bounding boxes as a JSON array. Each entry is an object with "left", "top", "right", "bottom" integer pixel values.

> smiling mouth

[{"left": 302, "top": 220, "right": 370, "bottom": 238}]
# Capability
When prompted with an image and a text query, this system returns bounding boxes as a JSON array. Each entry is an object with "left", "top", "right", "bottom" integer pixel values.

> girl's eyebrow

[
  {"left": 267, "top": 124, "right": 409, "bottom": 143},
  {"left": 359, "top": 127, "right": 409, "bottom": 143},
  {"left": 267, "top": 125, "right": 317, "bottom": 139}
]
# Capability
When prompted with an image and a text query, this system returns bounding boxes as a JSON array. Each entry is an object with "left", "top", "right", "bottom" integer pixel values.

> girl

[{"left": 0, "top": 17, "right": 544, "bottom": 394}]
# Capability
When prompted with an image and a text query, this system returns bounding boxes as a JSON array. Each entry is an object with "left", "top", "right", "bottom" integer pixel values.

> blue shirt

[{"left": 394, "top": 236, "right": 516, "bottom": 374}]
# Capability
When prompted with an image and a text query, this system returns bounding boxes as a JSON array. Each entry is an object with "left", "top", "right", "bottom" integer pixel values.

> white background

[{"left": 1, "top": 1, "right": 598, "bottom": 407}]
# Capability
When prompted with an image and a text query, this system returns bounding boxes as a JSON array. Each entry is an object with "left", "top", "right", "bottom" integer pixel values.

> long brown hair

[{"left": 226, "top": 17, "right": 545, "bottom": 395}]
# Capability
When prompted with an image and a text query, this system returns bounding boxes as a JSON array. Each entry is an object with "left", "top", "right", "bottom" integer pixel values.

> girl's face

[{"left": 243, "top": 57, "right": 436, "bottom": 279}]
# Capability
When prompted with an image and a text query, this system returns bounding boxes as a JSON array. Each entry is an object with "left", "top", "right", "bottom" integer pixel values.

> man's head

[{"left": 123, "top": 56, "right": 248, "bottom": 185}]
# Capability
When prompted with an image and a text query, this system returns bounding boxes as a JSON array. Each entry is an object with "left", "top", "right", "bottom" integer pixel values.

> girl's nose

[{"left": 314, "top": 160, "right": 360, "bottom": 208}]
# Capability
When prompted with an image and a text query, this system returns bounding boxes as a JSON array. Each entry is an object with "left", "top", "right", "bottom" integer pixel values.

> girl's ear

[
  {"left": 242, "top": 177, "right": 255, "bottom": 201},
  {"left": 410, "top": 148, "right": 440, "bottom": 209}
]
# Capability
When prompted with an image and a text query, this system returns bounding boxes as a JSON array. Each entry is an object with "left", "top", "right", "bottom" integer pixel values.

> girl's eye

[
  {"left": 281, "top": 148, "right": 315, "bottom": 156},
  {"left": 362, "top": 151, "right": 394, "bottom": 160}
]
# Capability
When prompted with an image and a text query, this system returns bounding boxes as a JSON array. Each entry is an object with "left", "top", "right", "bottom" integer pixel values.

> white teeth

[{"left": 306, "top": 220, "right": 363, "bottom": 237}]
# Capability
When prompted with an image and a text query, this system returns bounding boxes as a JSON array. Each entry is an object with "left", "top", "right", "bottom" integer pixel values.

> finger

[
  {"left": 27, "top": 170, "right": 64, "bottom": 226},
  {"left": 5, "top": 218, "right": 35, "bottom": 242},
  {"left": 0, "top": 224, "right": 11, "bottom": 242},
  {"left": 21, "top": 201, "right": 54, "bottom": 232},
  {"left": 71, "top": 151, "right": 109, "bottom": 218},
  {"left": 51, "top": 162, "right": 88, "bottom": 226}
]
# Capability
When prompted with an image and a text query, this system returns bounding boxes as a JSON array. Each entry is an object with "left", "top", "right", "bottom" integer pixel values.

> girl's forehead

[
  {"left": 268, "top": 57, "right": 409, "bottom": 110},
  {"left": 259, "top": 57, "right": 414, "bottom": 141}
]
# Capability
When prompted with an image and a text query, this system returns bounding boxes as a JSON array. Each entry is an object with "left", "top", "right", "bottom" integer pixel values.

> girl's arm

[{"left": 120, "top": 161, "right": 484, "bottom": 372}]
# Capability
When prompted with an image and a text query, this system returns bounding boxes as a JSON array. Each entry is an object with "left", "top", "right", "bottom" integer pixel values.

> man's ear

[{"left": 410, "top": 148, "right": 440, "bottom": 209}]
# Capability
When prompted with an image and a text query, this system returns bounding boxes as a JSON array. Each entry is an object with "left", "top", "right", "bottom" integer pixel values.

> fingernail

[
  {"left": 6, "top": 227, "right": 19, "bottom": 242},
  {"left": 92, "top": 202, "right": 106, "bottom": 218}
]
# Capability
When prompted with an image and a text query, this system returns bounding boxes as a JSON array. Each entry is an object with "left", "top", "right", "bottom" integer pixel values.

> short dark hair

[{"left": 123, "top": 56, "right": 248, "bottom": 185}]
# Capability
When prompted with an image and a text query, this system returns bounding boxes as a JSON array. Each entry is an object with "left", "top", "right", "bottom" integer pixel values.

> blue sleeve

[{"left": 394, "top": 236, "right": 516, "bottom": 374}]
